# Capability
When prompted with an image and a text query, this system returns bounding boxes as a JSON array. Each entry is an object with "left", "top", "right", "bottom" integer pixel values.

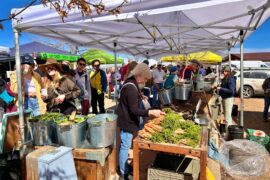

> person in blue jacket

[
  {"left": 164, "top": 66, "right": 178, "bottom": 89},
  {"left": 214, "top": 66, "right": 236, "bottom": 129}
]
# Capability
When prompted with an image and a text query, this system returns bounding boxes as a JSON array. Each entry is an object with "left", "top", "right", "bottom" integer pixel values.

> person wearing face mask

[
  {"left": 116, "top": 63, "right": 165, "bottom": 179},
  {"left": 10, "top": 55, "right": 46, "bottom": 116}
]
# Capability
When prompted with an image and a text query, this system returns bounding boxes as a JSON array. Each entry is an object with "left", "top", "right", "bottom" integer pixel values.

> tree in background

[
  {"left": 0, "top": 0, "right": 127, "bottom": 30},
  {"left": 82, "top": 49, "right": 124, "bottom": 64}
]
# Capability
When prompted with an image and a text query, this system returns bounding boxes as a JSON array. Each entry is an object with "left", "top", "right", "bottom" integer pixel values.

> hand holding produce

[{"left": 148, "top": 110, "right": 165, "bottom": 117}]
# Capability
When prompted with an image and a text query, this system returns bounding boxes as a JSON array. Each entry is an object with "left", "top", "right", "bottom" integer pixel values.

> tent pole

[
  {"left": 228, "top": 48, "right": 231, "bottom": 68},
  {"left": 13, "top": 28, "right": 25, "bottom": 144},
  {"left": 113, "top": 41, "right": 118, "bottom": 104},
  {"left": 239, "top": 30, "right": 244, "bottom": 127},
  {"left": 9, "top": 60, "right": 12, "bottom": 70}
]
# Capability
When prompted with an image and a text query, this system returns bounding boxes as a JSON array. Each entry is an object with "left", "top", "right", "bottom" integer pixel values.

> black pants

[{"left": 91, "top": 88, "right": 105, "bottom": 114}]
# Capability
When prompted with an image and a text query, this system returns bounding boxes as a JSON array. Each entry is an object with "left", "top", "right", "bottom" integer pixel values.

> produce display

[
  {"left": 29, "top": 113, "right": 95, "bottom": 125},
  {"left": 89, "top": 117, "right": 114, "bottom": 127},
  {"left": 139, "top": 108, "right": 201, "bottom": 147}
]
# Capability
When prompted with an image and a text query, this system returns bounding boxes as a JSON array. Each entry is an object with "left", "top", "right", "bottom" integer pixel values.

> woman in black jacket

[{"left": 116, "top": 63, "right": 164, "bottom": 179}]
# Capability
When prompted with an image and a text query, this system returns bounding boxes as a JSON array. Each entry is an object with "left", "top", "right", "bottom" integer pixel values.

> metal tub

[
  {"left": 195, "top": 81, "right": 212, "bottom": 92},
  {"left": 29, "top": 120, "right": 57, "bottom": 146},
  {"left": 158, "top": 88, "right": 175, "bottom": 105},
  {"left": 87, "top": 114, "right": 118, "bottom": 148},
  {"left": 56, "top": 120, "right": 87, "bottom": 148},
  {"left": 175, "top": 84, "right": 192, "bottom": 100}
]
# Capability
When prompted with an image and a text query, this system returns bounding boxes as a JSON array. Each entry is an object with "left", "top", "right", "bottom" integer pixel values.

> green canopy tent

[
  {"left": 39, "top": 52, "right": 80, "bottom": 62},
  {"left": 81, "top": 49, "right": 124, "bottom": 64}
]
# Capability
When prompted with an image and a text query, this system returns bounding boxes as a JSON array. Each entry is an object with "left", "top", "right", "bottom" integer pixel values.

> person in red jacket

[
  {"left": 180, "top": 59, "right": 200, "bottom": 80},
  {"left": 120, "top": 60, "right": 130, "bottom": 81}
]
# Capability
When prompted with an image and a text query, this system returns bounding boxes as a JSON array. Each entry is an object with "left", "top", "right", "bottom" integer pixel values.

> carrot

[
  {"left": 144, "top": 126, "right": 156, "bottom": 134},
  {"left": 146, "top": 123, "right": 162, "bottom": 132}
]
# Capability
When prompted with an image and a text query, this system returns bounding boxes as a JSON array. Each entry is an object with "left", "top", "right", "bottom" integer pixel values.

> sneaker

[{"left": 264, "top": 118, "right": 269, "bottom": 122}]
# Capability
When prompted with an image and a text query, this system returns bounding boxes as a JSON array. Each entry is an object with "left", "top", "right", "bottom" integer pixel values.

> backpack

[
  {"left": 0, "top": 89, "right": 14, "bottom": 105},
  {"left": 0, "top": 79, "right": 14, "bottom": 105}
]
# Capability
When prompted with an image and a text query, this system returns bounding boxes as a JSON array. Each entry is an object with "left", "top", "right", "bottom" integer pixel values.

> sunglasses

[
  {"left": 94, "top": 64, "right": 100, "bottom": 67},
  {"left": 79, "top": 63, "right": 86, "bottom": 67},
  {"left": 46, "top": 67, "right": 55, "bottom": 71}
]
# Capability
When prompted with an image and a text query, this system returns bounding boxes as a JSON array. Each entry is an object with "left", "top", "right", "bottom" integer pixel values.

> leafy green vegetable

[
  {"left": 149, "top": 110, "right": 201, "bottom": 147},
  {"left": 29, "top": 113, "right": 88, "bottom": 125}
]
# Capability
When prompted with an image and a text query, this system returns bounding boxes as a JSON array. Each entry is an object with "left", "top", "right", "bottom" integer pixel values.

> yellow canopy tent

[{"left": 161, "top": 51, "right": 222, "bottom": 64}]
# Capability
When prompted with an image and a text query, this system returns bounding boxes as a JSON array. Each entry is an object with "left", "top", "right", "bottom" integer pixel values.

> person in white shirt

[{"left": 151, "top": 62, "right": 165, "bottom": 108}]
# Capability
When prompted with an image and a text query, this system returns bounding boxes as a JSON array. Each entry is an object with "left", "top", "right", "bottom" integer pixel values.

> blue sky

[{"left": 1, "top": 0, "right": 270, "bottom": 54}]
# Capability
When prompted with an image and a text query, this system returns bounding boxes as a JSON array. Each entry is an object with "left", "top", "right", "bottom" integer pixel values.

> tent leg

[
  {"left": 113, "top": 41, "right": 118, "bottom": 104},
  {"left": 9, "top": 60, "right": 12, "bottom": 71},
  {"left": 13, "top": 29, "right": 25, "bottom": 145},
  {"left": 239, "top": 30, "right": 244, "bottom": 127},
  {"left": 228, "top": 49, "right": 231, "bottom": 68}
]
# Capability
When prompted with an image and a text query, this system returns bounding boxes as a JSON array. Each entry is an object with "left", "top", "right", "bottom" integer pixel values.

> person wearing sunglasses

[
  {"left": 40, "top": 59, "right": 81, "bottom": 115},
  {"left": 90, "top": 59, "right": 107, "bottom": 114},
  {"left": 74, "top": 58, "right": 92, "bottom": 115},
  {"left": 10, "top": 55, "right": 46, "bottom": 116}
]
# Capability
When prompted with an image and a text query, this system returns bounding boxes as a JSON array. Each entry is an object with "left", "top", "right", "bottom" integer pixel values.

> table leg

[
  {"left": 133, "top": 140, "right": 139, "bottom": 180},
  {"left": 200, "top": 150, "right": 207, "bottom": 180}
]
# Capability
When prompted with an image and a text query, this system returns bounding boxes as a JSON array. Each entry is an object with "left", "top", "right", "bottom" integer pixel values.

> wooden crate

[
  {"left": 74, "top": 158, "right": 109, "bottom": 180},
  {"left": 29, "top": 146, "right": 117, "bottom": 180},
  {"left": 73, "top": 146, "right": 116, "bottom": 180},
  {"left": 133, "top": 126, "right": 208, "bottom": 180},
  {"left": 147, "top": 155, "right": 200, "bottom": 180}
]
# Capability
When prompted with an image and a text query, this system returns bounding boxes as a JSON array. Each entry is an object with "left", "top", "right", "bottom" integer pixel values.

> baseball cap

[
  {"left": 21, "top": 55, "right": 34, "bottom": 65},
  {"left": 169, "top": 66, "right": 177, "bottom": 73},
  {"left": 223, "top": 65, "right": 231, "bottom": 72}
]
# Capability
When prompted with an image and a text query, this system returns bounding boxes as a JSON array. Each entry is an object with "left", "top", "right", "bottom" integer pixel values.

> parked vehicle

[
  {"left": 234, "top": 68, "right": 270, "bottom": 98},
  {"left": 223, "top": 61, "right": 269, "bottom": 69}
]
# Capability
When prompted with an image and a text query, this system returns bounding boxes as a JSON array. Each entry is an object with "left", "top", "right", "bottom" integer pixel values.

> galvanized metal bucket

[
  {"left": 29, "top": 120, "right": 57, "bottom": 146},
  {"left": 56, "top": 120, "right": 87, "bottom": 148},
  {"left": 87, "top": 114, "right": 118, "bottom": 148},
  {"left": 175, "top": 84, "right": 192, "bottom": 100},
  {"left": 158, "top": 88, "right": 175, "bottom": 105}
]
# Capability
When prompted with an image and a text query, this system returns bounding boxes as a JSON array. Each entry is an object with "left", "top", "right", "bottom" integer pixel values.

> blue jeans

[
  {"left": 263, "top": 97, "right": 270, "bottom": 120},
  {"left": 24, "top": 97, "right": 41, "bottom": 117},
  {"left": 119, "top": 130, "right": 133, "bottom": 175},
  {"left": 152, "top": 83, "right": 163, "bottom": 108}
]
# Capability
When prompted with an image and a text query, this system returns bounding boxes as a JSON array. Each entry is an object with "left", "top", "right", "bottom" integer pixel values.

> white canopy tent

[
  {"left": 0, "top": 46, "right": 10, "bottom": 55},
  {"left": 11, "top": 0, "right": 270, "bottom": 144},
  {"left": 12, "top": 0, "right": 270, "bottom": 58}
]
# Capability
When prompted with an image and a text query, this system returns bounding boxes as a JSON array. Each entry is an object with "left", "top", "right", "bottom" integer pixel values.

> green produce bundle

[{"left": 149, "top": 111, "right": 201, "bottom": 147}]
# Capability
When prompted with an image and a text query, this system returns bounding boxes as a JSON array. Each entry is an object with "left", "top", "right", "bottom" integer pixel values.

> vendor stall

[
  {"left": 7, "top": 0, "right": 270, "bottom": 179},
  {"left": 133, "top": 126, "right": 208, "bottom": 180}
]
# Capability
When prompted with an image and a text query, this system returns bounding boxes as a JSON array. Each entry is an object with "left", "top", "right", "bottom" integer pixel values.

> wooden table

[{"left": 133, "top": 126, "right": 208, "bottom": 180}]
